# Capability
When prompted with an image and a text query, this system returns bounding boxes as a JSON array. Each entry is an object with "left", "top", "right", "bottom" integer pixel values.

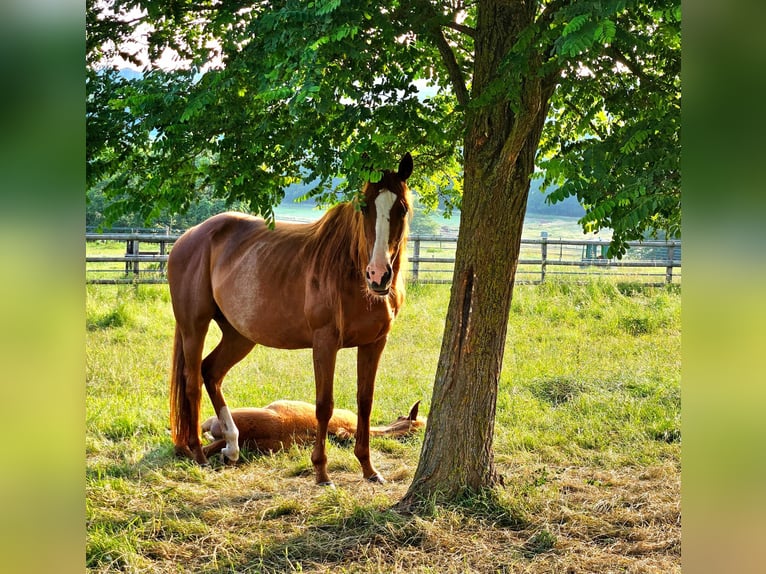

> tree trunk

[{"left": 401, "top": 0, "right": 553, "bottom": 507}]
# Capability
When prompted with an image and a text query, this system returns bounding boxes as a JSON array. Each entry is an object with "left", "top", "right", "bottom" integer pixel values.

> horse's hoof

[
  {"left": 317, "top": 481, "right": 336, "bottom": 488},
  {"left": 222, "top": 454, "right": 238, "bottom": 466},
  {"left": 366, "top": 473, "right": 386, "bottom": 484},
  {"left": 221, "top": 446, "right": 240, "bottom": 463},
  {"left": 174, "top": 445, "right": 194, "bottom": 459},
  {"left": 176, "top": 445, "right": 211, "bottom": 466}
]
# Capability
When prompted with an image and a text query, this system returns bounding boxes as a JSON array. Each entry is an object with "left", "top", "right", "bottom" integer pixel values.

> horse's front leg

[
  {"left": 356, "top": 336, "right": 388, "bottom": 483},
  {"left": 311, "top": 329, "right": 339, "bottom": 486}
]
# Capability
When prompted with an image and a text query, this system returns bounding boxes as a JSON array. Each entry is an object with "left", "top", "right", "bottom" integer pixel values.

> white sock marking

[{"left": 218, "top": 406, "right": 240, "bottom": 461}]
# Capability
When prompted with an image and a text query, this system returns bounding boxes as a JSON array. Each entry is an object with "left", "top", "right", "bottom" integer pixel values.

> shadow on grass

[
  {"left": 245, "top": 488, "right": 530, "bottom": 574},
  {"left": 253, "top": 508, "right": 427, "bottom": 572},
  {"left": 86, "top": 435, "right": 296, "bottom": 482}
]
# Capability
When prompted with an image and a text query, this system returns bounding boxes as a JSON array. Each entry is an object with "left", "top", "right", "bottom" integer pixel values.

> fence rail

[{"left": 86, "top": 232, "right": 681, "bottom": 285}]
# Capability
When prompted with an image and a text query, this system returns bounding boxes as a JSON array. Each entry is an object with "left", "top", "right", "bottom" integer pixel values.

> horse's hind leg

[
  {"left": 180, "top": 328, "right": 211, "bottom": 465},
  {"left": 201, "top": 318, "right": 255, "bottom": 463},
  {"left": 203, "top": 439, "right": 227, "bottom": 458}
]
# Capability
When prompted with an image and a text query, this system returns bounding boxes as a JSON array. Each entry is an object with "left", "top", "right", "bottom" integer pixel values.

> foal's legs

[
  {"left": 201, "top": 318, "right": 255, "bottom": 463},
  {"left": 356, "top": 337, "right": 387, "bottom": 483},
  {"left": 311, "top": 329, "right": 339, "bottom": 486}
]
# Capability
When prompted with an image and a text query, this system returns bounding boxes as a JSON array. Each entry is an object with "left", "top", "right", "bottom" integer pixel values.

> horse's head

[
  {"left": 373, "top": 400, "right": 427, "bottom": 438},
  {"left": 361, "top": 153, "right": 413, "bottom": 297}
]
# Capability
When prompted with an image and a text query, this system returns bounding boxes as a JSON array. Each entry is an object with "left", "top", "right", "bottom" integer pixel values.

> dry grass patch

[{"left": 87, "top": 449, "right": 680, "bottom": 572}]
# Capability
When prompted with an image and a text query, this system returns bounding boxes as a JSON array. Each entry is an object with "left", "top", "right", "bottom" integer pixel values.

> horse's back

[
  {"left": 168, "top": 212, "right": 316, "bottom": 346},
  {"left": 168, "top": 212, "right": 266, "bottom": 302},
  {"left": 169, "top": 212, "right": 268, "bottom": 268}
]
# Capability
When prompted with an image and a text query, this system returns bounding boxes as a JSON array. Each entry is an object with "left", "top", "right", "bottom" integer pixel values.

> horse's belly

[
  {"left": 228, "top": 300, "right": 313, "bottom": 349},
  {"left": 215, "top": 275, "right": 313, "bottom": 349}
]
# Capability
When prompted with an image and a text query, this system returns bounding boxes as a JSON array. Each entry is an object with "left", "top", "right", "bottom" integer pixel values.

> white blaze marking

[
  {"left": 371, "top": 189, "right": 396, "bottom": 268},
  {"left": 218, "top": 406, "right": 240, "bottom": 461}
]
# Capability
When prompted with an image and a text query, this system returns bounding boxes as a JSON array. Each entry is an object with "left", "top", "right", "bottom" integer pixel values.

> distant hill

[
  {"left": 281, "top": 175, "right": 584, "bottom": 219},
  {"left": 526, "top": 177, "right": 584, "bottom": 218}
]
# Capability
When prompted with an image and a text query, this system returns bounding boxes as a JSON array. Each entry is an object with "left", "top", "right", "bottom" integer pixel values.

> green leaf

[
  {"left": 595, "top": 19, "right": 616, "bottom": 43},
  {"left": 316, "top": 0, "right": 341, "bottom": 16},
  {"left": 563, "top": 14, "right": 591, "bottom": 37}
]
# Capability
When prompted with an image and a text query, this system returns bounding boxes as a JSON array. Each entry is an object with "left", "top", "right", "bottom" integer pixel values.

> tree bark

[{"left": 401, "top": 0, "right": 554, "bottom": 507}]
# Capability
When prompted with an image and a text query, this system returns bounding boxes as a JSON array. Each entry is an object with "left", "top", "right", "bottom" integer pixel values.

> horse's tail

[{"left": 169, "top": 324, "right": 190, "bottom": 449}]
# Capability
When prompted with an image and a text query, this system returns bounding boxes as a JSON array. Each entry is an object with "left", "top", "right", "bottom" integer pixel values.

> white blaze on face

[
  {"left": 370, "top": 189, "right": 397, "bottom": 273},
  {"left": 218, "top": 405, "right": 240, "bottom": 461}
]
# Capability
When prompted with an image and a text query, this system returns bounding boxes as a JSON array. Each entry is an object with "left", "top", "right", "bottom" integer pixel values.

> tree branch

[
  {"left": 606, "top": 46, "right": 675, "bottom": 92},
  {"left": 430, "top": 25, "right": 470, "bottom": 107},
  {"left": 444, "top": 21, "right": 476, "bottom": 38},
  {"left": 404, "top": 0, "right": 470, "bottom": 107}
]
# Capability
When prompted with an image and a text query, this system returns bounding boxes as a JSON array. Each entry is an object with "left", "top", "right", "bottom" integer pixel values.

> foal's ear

[
  {"left": 407, "top": 400, "right": 421, "bottom": 421},
  {"left": 398, "top": 152, "right": 413, "bottom": 182}
]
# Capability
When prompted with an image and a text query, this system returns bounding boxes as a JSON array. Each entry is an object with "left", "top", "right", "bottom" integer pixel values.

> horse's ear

[
  {"left": 407, "top": 400, "right": 420, "bottom": 420},
  {"left": 398, "top": 152, "right": 413, "bottom": 182}
]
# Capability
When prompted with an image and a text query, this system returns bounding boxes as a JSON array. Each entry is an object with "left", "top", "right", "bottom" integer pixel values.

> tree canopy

[
  {"left": 537, "top": 1, "right": 680, "bottom": 254},
  {"left": 87, "top": 0, "right": 679, "bottom": 253},
  {"left": 87, "top": 0, "right": 681, "bottom": 504}
]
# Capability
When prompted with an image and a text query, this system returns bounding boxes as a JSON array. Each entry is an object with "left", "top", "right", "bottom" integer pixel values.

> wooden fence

[
  {"left": 86, "top": 233, "right": 177, "bottom": 285},
  {"left": 409, "top": 235, "right": 681, "bottom": 285},
  {"left": 86, "top": 232, "right": 681, "bottom": 285}
]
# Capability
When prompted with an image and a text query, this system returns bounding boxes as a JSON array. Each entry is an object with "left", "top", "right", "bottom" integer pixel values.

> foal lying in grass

[{"left": 201, "top": 400, "right": 425, "bottom": 458}]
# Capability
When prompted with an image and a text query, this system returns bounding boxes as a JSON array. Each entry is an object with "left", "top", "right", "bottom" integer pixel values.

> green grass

[{"left": 86, "top": 279, "right": 680, "bottom": 572}]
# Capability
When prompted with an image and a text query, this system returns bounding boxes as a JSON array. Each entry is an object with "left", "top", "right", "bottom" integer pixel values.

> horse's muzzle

[
  {"left": 369, "top": 286, "right": 390, "bottom": 297},
  {"left": 366, "top": 263, "right": 392, "bottom": 296}
]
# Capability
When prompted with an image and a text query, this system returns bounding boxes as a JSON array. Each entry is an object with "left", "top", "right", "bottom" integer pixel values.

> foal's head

[{"left": 361, "top": 153, "right": 413, "bottom": 296}]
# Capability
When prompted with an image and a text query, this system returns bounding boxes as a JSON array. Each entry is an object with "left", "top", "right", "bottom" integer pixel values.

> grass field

[{"left": 86, "top": 279, "right": 680, "bottom": 573}]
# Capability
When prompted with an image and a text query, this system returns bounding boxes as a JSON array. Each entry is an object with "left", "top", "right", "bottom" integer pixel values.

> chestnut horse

[
  {"left": 200, "top": 400, "right": 425, "bottom": 456},
  {"left": 168, "top": 153, "right": 413, "bottom": 485}
]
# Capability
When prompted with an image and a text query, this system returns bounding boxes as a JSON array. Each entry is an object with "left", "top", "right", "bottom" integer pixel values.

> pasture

[{"left": 86, "top": 280, "right": 680, "bottom": 573}]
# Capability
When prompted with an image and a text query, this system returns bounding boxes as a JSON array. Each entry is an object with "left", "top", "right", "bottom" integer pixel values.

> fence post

[
  {"left": 125, "top": 240, "right": 132, "bottom": 275},
  {"left": 131, "top": 239, "right": 140, "bottom": 276},
  {"left": 666, "top": 243, "right": 675, "bottom": 284},
  {"left": 540, "top": 231, "right": 548, "bottom": 283},
  {"left": 125, "top": 239, "right": 141, "bottom": 275},
  {"left": 412, "top": 237, "right": 421, "bottom": 282},
  {"left": 159, "top": 239, "right": 167, "bottom": 275}
]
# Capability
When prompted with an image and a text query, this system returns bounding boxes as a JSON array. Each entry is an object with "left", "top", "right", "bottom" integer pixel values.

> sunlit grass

[{"left": 86, "top": 279, "right": 680, "bottom": 572}]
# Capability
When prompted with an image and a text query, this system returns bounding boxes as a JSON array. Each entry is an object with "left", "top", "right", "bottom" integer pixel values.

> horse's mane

[
  {"left": 304, "top": 201, "right": 369, "bottom": 288},
  {"left": 302, "top": 177, "right": 410, "bottom": 340}
]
